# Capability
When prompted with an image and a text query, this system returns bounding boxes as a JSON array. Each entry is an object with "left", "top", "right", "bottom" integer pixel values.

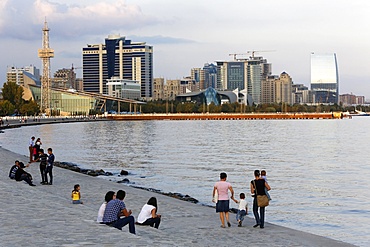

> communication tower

[{"left": 38, "top": 20, "right": 54, "bottom": 114}]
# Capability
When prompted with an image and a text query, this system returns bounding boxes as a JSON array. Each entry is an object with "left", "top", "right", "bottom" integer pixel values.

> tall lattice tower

[{"left": 38, "top": 20, "right": 54, "bottom": 113}]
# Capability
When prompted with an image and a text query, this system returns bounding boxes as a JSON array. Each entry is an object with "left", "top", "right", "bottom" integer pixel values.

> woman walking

[
  {"left": 213, "top": 172, "right": 234, "bottom": 228},
  {"left": 250, "top": 169, "right": 271, "bottom": 229}
]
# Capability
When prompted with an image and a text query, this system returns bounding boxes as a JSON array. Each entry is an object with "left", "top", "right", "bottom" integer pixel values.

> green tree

[
  {"left": 0, "top": 100, "right": 16, "bottom": 116},
  {"left": 20, "top": 100, "right": 40, "bottom": 116},
  {"left": 2, "top": 81, "right": 24, "bottom": 110}
]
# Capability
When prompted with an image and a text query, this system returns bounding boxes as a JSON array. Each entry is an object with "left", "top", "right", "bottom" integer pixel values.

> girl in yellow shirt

[{"left": 72, "top": 184, "right": 83, "bottom": 204}]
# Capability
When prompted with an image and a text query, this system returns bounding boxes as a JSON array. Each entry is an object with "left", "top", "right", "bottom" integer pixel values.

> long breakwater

[{"left": 108, "top": 112, "right": 343, "bottom": 121}]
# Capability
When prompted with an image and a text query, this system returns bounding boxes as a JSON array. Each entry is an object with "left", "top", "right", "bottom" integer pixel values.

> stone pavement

[{"left": 0, "top": 147, "right": 356, "bottom": 247}]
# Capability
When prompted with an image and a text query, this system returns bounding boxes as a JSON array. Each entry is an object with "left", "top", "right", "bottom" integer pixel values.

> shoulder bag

[{"left": 254, "top": 180, "right": 269, "bottom": 207}]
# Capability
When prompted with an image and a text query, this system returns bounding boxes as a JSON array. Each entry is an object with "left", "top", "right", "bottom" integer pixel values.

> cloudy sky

[{"left": 1, "top": 0, "right": 370, "bottom": 99}]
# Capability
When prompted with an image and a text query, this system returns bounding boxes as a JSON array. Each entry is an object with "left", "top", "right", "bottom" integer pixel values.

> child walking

[
  {"left": 71, "top": 184, "right": 83, "bottom": 204},
  {"left": 232, "top": 193, "right": 248, "bottom": 227},
  {"left": 261, "top": 170, "right": 272, "bottom": 200}
]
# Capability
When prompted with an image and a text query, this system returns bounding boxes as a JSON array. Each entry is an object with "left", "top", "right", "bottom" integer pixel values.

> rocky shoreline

[{"left": 55, "top": 161, "right": 200, "bottom": 204}]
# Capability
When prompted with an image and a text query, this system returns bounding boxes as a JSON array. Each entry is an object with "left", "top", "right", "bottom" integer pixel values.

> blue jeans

[
  {"left": 236, "top": 209, "right": 247, "bottom": 222},
  {"left": 112, "top": 216, "right": 136, "bottom": 234},
  {"left": 253, "top": 197, "right": 265, "bottom": 227}
]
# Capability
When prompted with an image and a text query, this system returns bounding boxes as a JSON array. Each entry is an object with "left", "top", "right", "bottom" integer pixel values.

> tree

[
  {"left": 0, "top": 100, "right": 15, "bottom": 116},
  {"left": 2, "top": 81, "right": 24, "bottom": 109},
  {"left": 20, "top": 100, "right": 40, "bottom": 116}
]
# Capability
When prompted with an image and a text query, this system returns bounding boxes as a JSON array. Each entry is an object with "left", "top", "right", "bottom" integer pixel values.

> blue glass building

[
  {"left": 310, "top": 53, "right": 339, "bottom": 104},
  {"left": 82, "top": 35, "right": 153, "bottom": 98}
]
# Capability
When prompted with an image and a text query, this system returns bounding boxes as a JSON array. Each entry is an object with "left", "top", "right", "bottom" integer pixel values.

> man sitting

[
  {"left": 102, "top": 190, "right": 135, "bottom": 234},
  {"left": 9, "top": 160, "right": 20, "bottom": 179},
  {"left": 15, "top": 162, "right": 36, "bottom": 186}
]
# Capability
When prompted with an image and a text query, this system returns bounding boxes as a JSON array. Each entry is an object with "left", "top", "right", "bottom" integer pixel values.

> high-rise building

[
  {"left": 274, "top": 72, "right": 292, "bottom": 104},
  {"left": 216, "top": 56, "right": 271, "bottom": 104},
  {"left": 6, "top": 65, "right": 40, "bottom": 86},
  {"left": 310, "top": 53, "right": 339, "bottom": 104},
  {"left": 153, "top": 78, "right": 165, "bottom": 100},
  {"left": 203, "top": 63, "right": 217, "bottom": 89},
  {"left": 82, "top": 35, "right": 153, "bottom": 98}
]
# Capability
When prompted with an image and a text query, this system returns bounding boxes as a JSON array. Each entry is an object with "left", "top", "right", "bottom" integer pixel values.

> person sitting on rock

[{"left": 15, "top": 162, "right": 36, "bottom": 186}]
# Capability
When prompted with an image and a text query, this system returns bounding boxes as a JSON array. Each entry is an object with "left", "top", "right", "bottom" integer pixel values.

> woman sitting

[
  {"left": 97, "top": 191, "right": 116, "bottom": 223},
  {"left": 137, "top": 197, "right": 161, "bottom": 229}
]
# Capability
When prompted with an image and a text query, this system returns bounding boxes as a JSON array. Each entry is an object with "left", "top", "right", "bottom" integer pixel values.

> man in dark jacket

[
  {"left": 15, "top": 162, "right": 36, "bottom": 186},
  {"left": 9, "top": 160, "right": 20, "bottom": 179}
]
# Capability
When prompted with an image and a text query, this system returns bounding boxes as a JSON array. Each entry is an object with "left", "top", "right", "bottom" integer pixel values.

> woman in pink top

[{"left": 212, "top": 172, "right": 235, "bottom": 228}]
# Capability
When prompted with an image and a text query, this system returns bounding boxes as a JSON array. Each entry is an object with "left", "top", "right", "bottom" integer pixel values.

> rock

[
  {"left": 104, "top": 172, "right": 113, "bottom": 176},
  {"left": 117, "top": 178, "right": 130, "bottom": 183},
  {"left": 87, "top": 170, "right": 99, "bottom": 176},
  {"left": 120, "top": 170, "right": 129, "bottom": 176}
]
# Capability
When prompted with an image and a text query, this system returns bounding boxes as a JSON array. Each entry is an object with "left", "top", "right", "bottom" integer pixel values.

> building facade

[
  {"left": 106, "top": 77, "right": 141, "bottom": 100},
  {"left": 216, "top": 56, "right": 271, "bottom": 105},
  {"left": 310, "top": 53, "right": 339, "bottom": 104},
  {"left": 82, "top": 35, "right": 153, "bottom": 98},
  {"left": 7, "top": 65, "right": 40, "bottom": 86}
]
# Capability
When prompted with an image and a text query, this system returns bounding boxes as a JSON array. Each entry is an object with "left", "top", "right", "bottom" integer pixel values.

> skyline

[{"left": 1, "top": 0, "right": 370, "bottom": 99}]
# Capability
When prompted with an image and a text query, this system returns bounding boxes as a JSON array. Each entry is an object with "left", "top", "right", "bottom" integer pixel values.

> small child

[
  {"left": 232, "top": 193, "right": 248, "bottom": 227},
  {"left": 261, "top": 170, "right": 271, "bottom": 200},
  {"left": 71, "top": 184, "right": 83, "bottom": 204}
]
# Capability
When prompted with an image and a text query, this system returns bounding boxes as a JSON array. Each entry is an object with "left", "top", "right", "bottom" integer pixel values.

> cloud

[
  {"left": 129, "top": 35, "right": 196, "bottom": 45},
  {"left": 0, "top": 0, "right": 158, "bottom": 40}
]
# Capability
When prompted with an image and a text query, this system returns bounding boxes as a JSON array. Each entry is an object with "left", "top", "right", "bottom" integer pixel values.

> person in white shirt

[
  {"left": 29, "top": 136, "right": 35, "bottom": 162},
  {"left": 97, "top": 191, "right": 116, "bottom": 223},
  {"left": 232, "top": 193, "right": 248, "bottom": 227},
  {"left": 137, "top": 197, "right": 161, "bottom": 229}
]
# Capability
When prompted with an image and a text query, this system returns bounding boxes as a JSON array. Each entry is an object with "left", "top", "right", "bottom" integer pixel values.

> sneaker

[
  {"left": 260, "top": 226, "right": 264, "bottom": 229},
  {"left": 227, "top": 222, "right": 231, "bottom": 227},
  {"left": 30, "top": 184, "right": 36, "bottom": 186},
  {"left": 220, "top": 225, "right": 226, "bottom": 228},
  {"left": 40, "top": 182, "right": 45, "bottom": 184},
  {"left": 238, "top": 221, "right": 242, "bottom": 227},
  {"left": 253, "top": 224, "right": 260, "bottom": 228},
  {"left": 48, "top": 183, "right": 52, "bottom": 185}
]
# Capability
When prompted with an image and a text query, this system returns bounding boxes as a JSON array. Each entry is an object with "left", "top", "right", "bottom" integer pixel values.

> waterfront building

[
  {"left": 203, "top": 63, "right": 217, "bottom": 89},
  {"left": 216, "top": 56, "right": 271, "bottom": 105},
  {"left": 340, "top": 94, "right": 365, "bottom": 106},
  {"left": 6, "top": 65, "right": 40, "bottom": 86},
  {"left": 176, "top": 88, "right": 238, "bottom": 106},
  {"left": 164, "top": 79, "right": 181, "bottom": 101},
  {"left": 310, "top": 53, "right": 339, "bottom": 104},
  {"left": 153, "top": 78, "right": 165, "bottom": 100},
  {"left": 82, "top": 35, "right": 153, "bottom": 98},
  {"left": 106, "top": 77, "right": 141, "bottom": 100},
  {"left": 292, "top": 84, "right": 315, "bottom": 104},
  {"left": 261, "top": 75, "right": 277, "bottom": 104},
  {"left": 275, "top": 72, "right": 293, "bottom": 104},
  {"left": 52, "top": 68, "right": 76, "bottom": 89},
  {"left": 191, "top": 68, "right": 204, "bottom": 89}
]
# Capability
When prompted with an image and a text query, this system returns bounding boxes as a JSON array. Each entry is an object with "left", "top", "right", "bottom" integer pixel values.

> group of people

[
  {"left": 213, "top": 170, "right": 271, "bottom": 229},
  {"left": 8, "top": 136, "right": 55, "bottom": 187},
  {"left": 94, "top": 189, "right": 161, "bottom": 234},
  {"left": 28, "top": 136, "right": 55, "bottom": 185}
]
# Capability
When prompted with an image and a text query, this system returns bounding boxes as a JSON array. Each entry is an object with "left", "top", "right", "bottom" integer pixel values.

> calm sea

[{"left": 1, "top": 118, "right": 369, "bottom": 246}]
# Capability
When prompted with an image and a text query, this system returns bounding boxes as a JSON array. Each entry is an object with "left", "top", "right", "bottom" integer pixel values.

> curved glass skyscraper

[{"left": 310, "top": 53, "right": 339, "bottom": 104}]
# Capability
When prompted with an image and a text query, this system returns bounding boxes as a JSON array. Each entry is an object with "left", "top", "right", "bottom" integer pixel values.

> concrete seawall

[{"left": 0, "top": 147, "right": 355, "bottom": 246}]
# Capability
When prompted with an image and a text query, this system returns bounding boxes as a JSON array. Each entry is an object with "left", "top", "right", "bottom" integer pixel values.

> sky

[{"left": 1, "top": 0, "right": 370, "bottom": 99}]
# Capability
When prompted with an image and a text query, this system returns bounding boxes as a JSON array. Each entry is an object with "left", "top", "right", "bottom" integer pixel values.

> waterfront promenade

[{"left": 0, "top": 147, "right": 355, "bottom": 246}]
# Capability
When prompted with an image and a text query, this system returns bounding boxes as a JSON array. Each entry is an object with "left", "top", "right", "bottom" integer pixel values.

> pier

[{"left": 108, "top": 112, "right": 343, "bottom": 121}]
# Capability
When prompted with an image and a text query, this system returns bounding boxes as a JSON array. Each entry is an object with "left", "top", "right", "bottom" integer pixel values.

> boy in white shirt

[{"left": 232, "top": 193, "right": 248, "bottom": 227}]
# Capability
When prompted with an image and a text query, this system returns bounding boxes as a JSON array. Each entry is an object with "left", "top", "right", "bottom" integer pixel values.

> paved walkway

[{"left": 0, "top": 147, "right": 355, "bottom": 247}]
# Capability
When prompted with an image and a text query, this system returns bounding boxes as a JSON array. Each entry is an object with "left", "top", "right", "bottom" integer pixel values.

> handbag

[{"left": 254, "top": 181, "right": 269, "bottom": 207}]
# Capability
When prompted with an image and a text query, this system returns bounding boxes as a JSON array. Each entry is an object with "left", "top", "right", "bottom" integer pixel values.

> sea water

[{"left": 1, "top": 118, "right": 369, "bottom": 246}]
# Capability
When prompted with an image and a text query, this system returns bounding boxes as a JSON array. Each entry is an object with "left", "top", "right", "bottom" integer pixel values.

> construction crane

[
  {"left": 246, "top": 50, "right": 276, "bottom": 58},
  {"left": 228, "top": 53, "right": 248, "bottom": 61}
]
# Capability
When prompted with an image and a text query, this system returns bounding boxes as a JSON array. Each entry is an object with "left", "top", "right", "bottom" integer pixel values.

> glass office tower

[
  {"left": 310, "top": 53, "right": 339, "bottom": 104},
  {"left": 82, "top": 35, "right": 153, "bottom": 98}
]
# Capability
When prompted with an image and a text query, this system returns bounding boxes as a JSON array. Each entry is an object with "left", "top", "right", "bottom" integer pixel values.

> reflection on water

[{"left": 1, "top": 118, "right": 370, "bottom": 246}]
